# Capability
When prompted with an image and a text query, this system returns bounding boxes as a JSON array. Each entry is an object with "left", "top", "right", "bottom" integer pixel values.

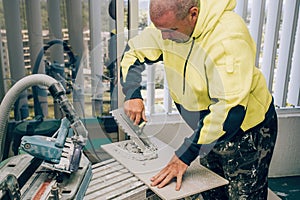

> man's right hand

[{"left": 124, "top": 99, "right": 147, "bottom": 125}]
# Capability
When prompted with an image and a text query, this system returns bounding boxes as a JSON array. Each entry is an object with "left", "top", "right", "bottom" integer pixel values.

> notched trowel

[{"left": 111, "top": 108, "right": 158, "bottom": 159}]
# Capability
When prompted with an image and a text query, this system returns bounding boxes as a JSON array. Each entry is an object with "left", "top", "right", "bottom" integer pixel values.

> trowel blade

[{"left": 111, "top": 108, "right": 148, "bottom": 151}]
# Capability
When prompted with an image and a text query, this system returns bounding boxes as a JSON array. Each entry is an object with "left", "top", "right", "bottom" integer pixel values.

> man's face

[{"left": 151, "top": 10, "right": 197, "bottom": 43}]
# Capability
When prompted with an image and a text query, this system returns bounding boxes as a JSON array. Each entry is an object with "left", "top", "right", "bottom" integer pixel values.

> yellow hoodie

[{"left": 121, "top": 0, "right": 273, "bottom": 146}]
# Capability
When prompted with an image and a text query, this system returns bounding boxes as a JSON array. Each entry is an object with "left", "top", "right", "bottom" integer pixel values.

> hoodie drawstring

[{"left": 183, "top": 37, "right": 195, "bottom": 95}]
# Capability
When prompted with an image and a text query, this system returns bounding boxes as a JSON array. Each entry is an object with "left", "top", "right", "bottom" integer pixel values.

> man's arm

[{"left": 120, "top": 26, "right": 163, "bottom": 123}]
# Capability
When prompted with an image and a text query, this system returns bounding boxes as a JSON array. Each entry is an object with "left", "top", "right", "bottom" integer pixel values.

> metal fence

[
  {"left": 235, "top": 0, "right": 300, "bottom": 108},
  {"left": 139, "top": 0, "right": 300, "bottom": 115},
  {"left": 0, "top": 0, "right": 299, "bottom": 120}
]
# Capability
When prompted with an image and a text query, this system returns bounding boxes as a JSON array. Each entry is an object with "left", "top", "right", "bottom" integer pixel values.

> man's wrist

[
  {"left": 175, "top": 139, "right": 201, "bottom": 166},
  {"left": 124, "top": 87, "right": 143, "bottom": 101}
]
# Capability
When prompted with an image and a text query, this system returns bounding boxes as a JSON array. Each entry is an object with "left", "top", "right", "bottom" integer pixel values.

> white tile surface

[{"left": 102, "top": 138, "right": 228, "bottom": 200}]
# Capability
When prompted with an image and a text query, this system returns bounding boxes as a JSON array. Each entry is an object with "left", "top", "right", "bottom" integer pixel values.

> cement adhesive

[{"left": 114, "top": 140, "right": 158, "bottom": 161}]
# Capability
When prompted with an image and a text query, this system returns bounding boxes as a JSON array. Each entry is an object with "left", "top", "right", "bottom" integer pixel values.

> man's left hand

[{"left": 150, "top": 155, "right": 188, "bottom": 191}]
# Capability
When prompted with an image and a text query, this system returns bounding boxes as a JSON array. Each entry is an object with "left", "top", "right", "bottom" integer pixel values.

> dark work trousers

[{"left": 200, "top": 111, "right": 278, "bottom": 200}]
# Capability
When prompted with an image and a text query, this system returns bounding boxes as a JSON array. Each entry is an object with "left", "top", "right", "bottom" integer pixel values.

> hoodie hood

[{"left": 192, "top": 0, "right": 236, "bottom": 39}]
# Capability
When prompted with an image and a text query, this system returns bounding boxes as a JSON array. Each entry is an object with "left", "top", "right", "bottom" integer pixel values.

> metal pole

[
  {"left": 65, "top": 0, "right": 85, "bottom": 117},
  {"left": 3, "top": 0, "right": 28, "bottom": 120},
  {"left": 274, "top": 0, "right": 299, "bottom": 107},
  {"left": 146, "top": 64, "right": 155, "bottom": 114},
  {"left": 287, "top": 13, "right": 300, "bottom": 106},
  {"left": 163, "top": 70, "right": 173, "bottom": 114},
  {"left": 116, "top": 0, "right": 125, "bottom": 108},
  {"left": 47, "top": 0, "right": 64, "bottom": 63},
  {"left": 89, "top": 0, "right": 103, "bottom": 117},
  {"left": 128, "top": 0, "right": 139, "bottom": 39},
  {"left": 108, "top": 0, "right": 118, "bottom": 111},
  {"left": 249, "top": 0, "right": 266, "bottom": 67},
  {"left": 0, "top": 33, "right": 5, "bottom": 103},
  {"left": 261, "top": 0, "right": 283, "bottom": 91},
  {"left": 116, "top": 0, "right": 125, "bottom": 141},
  {"left": 47, "top": 0, "right": 64, "bottom": 119},
  {"left": 235, "top": 0, "right": 249, "bottom": 21},
  {"left": 26, "top": 0, "right": 48, "bottom": 117}
]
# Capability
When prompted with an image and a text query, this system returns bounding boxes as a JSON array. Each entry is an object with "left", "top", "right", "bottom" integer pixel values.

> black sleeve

[
  {"left": 175, "top": 127, "right": 202, "bottom": 166},
  {"left": 120, "top": 45, "right": 163, "bottom": 100},
  {"left": 121, "top": 59, "right": 145, "bottom": 101},
  {"left": 175, "top": 105, "right": 246, "bottom": 166}
]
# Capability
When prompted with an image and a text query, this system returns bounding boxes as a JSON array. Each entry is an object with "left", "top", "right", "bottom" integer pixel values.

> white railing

[
  {"left": 142, "top": 0, "right": 300, "bottom": 115},
  {"left": 233, "top": 0, "right": 299, "bottom": 108},
  {"left": 1, "top": 0, "right": 299, "bottom": 118}
]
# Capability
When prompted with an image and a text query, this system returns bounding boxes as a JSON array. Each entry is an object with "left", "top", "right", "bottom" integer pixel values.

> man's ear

[{"left": 189, "top": 6, "right": 199, "bottom": 22}]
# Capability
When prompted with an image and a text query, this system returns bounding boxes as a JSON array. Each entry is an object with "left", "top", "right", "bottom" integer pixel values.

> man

[{"left": 120, "top": 0, "right": 278, "bottom": 199}]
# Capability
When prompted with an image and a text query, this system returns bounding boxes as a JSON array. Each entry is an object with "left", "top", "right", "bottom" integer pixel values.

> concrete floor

[{"left": 269, "top": 176, "right": 300, "bottom": 200}]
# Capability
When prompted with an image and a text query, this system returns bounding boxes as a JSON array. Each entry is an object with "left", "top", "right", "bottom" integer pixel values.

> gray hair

[{"left": 150, "top": 0, "right": 199, "bottom": 20}]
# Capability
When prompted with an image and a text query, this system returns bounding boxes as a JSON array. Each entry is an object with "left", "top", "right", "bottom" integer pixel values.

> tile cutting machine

[{"left": 0, "top": 74, "right": 92, "bottom": 200}]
